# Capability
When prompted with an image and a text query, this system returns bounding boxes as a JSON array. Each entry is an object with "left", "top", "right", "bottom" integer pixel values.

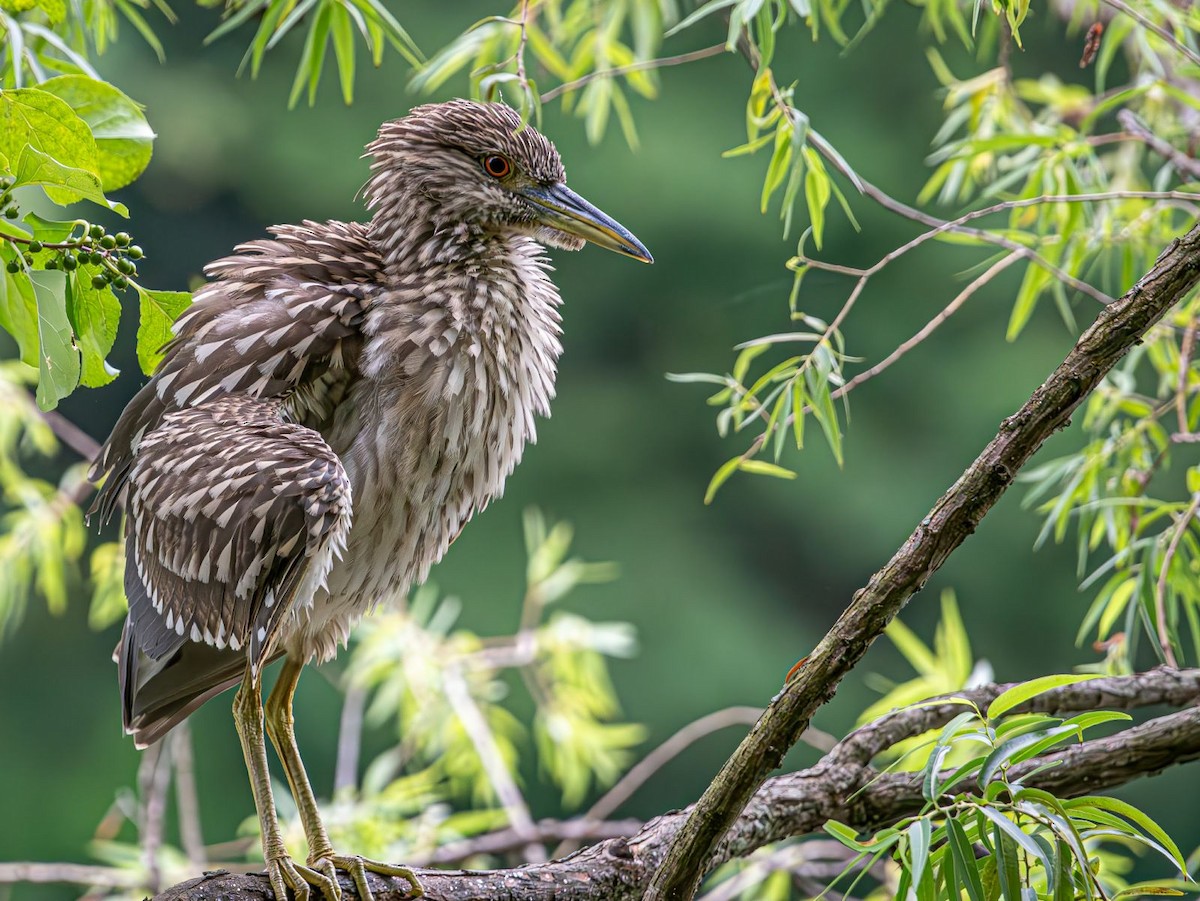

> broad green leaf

[
  {"left": 66, "top": 272, "right": 120, "bottom": 387},
  {"left": 14, "top": 146, "right": 128, "bottom": 214},
  {"left": 136, "top": 288, "right": 191, "bottom": 374},
  {"left": 27, "top": 270, "right": 81, "bottom": 409},
  {"left": 38, "top": 76, "right": 154, "bottom": 191},
  {"left": 0, "top": 266, "right": 38, "bottom": 366},
  {"left": 0, "top": 88, "right": 104, "bottom": 201},
  {"left": 986, "top": 674, "right": 1099, "bottom": 720}
]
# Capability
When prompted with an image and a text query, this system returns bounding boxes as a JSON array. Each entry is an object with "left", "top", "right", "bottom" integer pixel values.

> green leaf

[
  {"left": 738, "top": 459, "right": 797, "bottom": 480},
  {"left": 0, "top": 266, "right": 38, "bottom": 366},
  {"left": 66, "top": 272, "right": 120, "bottom": 387},
  {"left": 329, "top": 2, "right": 356, "bottom": 105},
  {"left": 986, "top": 674, "right": 1099, "bottom": 721},
  {"left": 0, "top": 0, "right": 35, "bottom": 13},
  {"left": 136, "top": 288, "right": 191, "bottom": 374},
  {"left": 994, "top": 823, "right": 1023, "bottom": 901},
  {"left": 704, "top": 456, "right": 742, "bottom": 504},
  {"left": 978, "top": 725, "right": 1078, "bottom": 787},
  {"left": 27, "top": 270, "right": 81, "bottom": 409},
  {"left": 947, "top": 817, "right": 985, "bottom": 901},
  {"left": 908, "top": 818, "right": 932, "bottom": 893},
  {"left": 0, "top": 88, "right": 109, "bottom": 206},
  {"left": 14, "top": 146, "right": 128, "bottom": 214},
  {"left": 38, "top": 76, "right": 154, "bottom": 192},
  {"left": 1064, "top": 796, "right": 1187, "bottom": 873}
]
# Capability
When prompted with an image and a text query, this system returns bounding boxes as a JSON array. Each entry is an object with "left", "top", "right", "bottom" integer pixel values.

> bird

[{"left": 89, "top": 99, "right": 652, "bottom": 901}]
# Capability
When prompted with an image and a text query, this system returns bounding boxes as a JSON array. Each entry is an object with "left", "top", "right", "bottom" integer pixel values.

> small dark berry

[
  {"left": 99, "top": 234, "right": 117, "bottom": 249},
  {"left": 0, "top": 193, "right": 11, "bottom": 206},
  {"left": 22, "top": 253, "right": 32, "bottom": 266},
  {"left": 89, "top": 252, "right": 104, "bottom": 266},
  {"left": 128, "top": 246, "right": 144, "bottom": 260},
  {"left": 5, "top": 260, "right": 18, "bottom": 273},
  {"left": 62, "top": 254, "right": 77, "bottom": 271},
  {"left": 29, "top": 241, "right": 43, "bottom": 254},
  {"left": 4, "top": 207, "right": 18, "bottom": 219},
  {"left": 45, "top": 258, "right": 58, "bottom": 269},
  {"left": 112, "top": 275, "right": 128, "bottom": 290},
  {"left": 117, "top": 258, "right": 135, "bottom": 274},
  {"left": 91, "top": 274, "right": 107, "bottom": 289},
  {"left": 88, "top": 224, "right": 104, "bottom": 239},
  {"left": 115, "top": 232, "right": 131, "bottom": 246}
]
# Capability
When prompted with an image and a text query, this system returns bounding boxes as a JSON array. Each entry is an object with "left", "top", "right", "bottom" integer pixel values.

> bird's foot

[
  {"left": 307, "top": 853, "right": 424, "bottom": 901},
  {"left": 264, "top": 852, "right": 340, "bottom": 901}
]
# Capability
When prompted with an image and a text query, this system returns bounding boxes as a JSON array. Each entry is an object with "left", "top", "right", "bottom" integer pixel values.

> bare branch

[
  {"left": 1119, "top": 110, "right": 1200, "bottom": 181},
  {"left": 1100, "top": 0, "right": 1200, "bottom": 69},
  {"left": 334, "top": 681, "right": 367, "bottom": 795},
  {"left": 142, "top": 669, "right": 1200, "bottom": 901},
  {"left": 645, "top": 218, "right": 1200, "bottom": 900},
  {"left": 171, "top": 723, "right": 206, "bottom": 868},
  {"left": 441, "top": 666, "right": 544, "bottom": 862},
  {"left": 1155, "top": 492, "right": 1200, "bottom": 667}
]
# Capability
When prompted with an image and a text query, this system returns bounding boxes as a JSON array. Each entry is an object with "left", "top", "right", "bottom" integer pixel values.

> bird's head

[{"left": 364, "top": 99, "right": 652, "bottom": 263}]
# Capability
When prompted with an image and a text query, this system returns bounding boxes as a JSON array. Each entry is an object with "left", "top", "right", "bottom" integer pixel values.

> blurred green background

[{"left": 3, "top": 2, "right": 1195, "bottom": 898}]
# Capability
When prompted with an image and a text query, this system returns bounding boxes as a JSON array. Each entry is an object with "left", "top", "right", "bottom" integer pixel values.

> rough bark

[
  {"left": 146, "top": 668, "right": 1200, "bottom": 901},
  {"left": 643, "top": 221, "right": 1200, "bottom": 901}
]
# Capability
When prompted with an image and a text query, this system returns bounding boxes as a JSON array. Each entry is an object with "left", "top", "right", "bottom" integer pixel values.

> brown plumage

[{"left": 91, "top": 99, "right": 650, "bottom": 901}]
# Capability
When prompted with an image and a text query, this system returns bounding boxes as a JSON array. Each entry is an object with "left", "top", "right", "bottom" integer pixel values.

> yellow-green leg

[
  {"left": 264, "top": 657, "right": 423, "bottom": 901},
  {"left": 232, "top": 666, "right": 338, "bottom": 901}
]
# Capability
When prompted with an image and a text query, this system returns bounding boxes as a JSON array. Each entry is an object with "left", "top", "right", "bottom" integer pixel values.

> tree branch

[
  {"left": 644, "top": 221, "right": 1200, "bottom": 901},
  {"left": 139, "top": 668, "right": 1200, "bottom": 901}
]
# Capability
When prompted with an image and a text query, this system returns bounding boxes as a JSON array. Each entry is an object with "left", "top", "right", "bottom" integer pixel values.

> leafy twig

[
  {"left": 1154, "top": 491, "right": 1200, "bottom": 667},
  {"left": 540, "top": 44, "right": 727, "bottom": 102}
]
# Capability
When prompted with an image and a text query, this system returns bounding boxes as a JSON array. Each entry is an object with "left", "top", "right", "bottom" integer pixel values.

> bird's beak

[{"left": 520, "top": 183, "right": 653, "bottom": 263}]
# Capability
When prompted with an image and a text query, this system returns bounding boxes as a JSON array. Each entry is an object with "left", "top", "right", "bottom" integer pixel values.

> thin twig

[
  {"left": 540, "top": 44, "right": 727, "bottom": 102},
  {"left": 414, "top": 817, "right": 643, "bottom": 866},
  {"left": 553, "top": 707, "right": 764, "bottom": 857},
  {"left": 334, "top": 681, "right": 367, "bottom": 795},
  {"left": 1154, "top": 491, "right": 1200, "bottom": 667},
  {"left": 0, "top": 864, "right": 140, "bottom": 889},
  {"left": 138, "top": 742, "right": 172, "bottom": 894},
  {"left": 831, "top": 253, "right": 1023, "bottom": 400},
  {"left": 171, "top": 723, "right": 206, "bottom": 868},
  {"left": 1100, "top": 0, "right": 1200, "bottom": 69},
  {"left": 1174, "top": 315, "right": 1197, "bottom": 435},
  {"left": 39, "top": 407, "right": 101, "bottom": 461},
  {"left": 1118, "top": 110, "right": 1200, "bottom": 181},
  {"left": 442, "top": 666, "right": 545, "bottom": 862}
]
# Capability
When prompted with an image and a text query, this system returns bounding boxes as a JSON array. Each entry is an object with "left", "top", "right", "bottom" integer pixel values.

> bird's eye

[{"left": 482, "top": 155, "right": 511, "bottom": 179}]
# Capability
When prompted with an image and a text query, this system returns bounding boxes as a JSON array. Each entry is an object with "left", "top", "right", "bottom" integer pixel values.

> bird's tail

[{"left": 117, "top": 623, "right": 248, "bottom": 748}]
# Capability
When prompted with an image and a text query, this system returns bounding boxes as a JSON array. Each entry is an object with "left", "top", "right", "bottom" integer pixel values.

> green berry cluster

[
  {"left": 4, "top": 220, "right": 144, "bottom": 289},
  {"left": 0, "top": 176, "right": 17, "bottom": 220}
]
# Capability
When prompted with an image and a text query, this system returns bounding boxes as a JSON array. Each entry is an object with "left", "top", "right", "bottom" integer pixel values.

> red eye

[{"left": 483, "top": 155, "right": 511, "bottom": 178}]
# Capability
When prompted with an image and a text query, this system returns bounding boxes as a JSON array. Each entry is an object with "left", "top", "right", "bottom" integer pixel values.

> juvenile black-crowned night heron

[{"left": 90, "top": 99, "right": 651, "bottom": 901}]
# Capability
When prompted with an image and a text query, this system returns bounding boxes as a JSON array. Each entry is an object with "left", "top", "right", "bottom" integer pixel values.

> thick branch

[
  {"left": 142, "top": 668, "right": 1200, "bottom": 901},
  {"left": 644, "top": 222, "right": 1200, "bottom": 901}
]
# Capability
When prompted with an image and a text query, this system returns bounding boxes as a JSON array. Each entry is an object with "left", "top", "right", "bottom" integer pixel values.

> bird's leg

[
  {"left": 264, "top": 657, "right": 423, "bottom": 901},
  {"left": 233, "top": 666, "right": 339, "bottom": 901}
]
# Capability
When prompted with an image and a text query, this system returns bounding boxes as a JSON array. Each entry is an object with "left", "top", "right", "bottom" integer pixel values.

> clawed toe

[
  {"left": 266, "top": 854, "right": 341, "bottom": 901},
  {"left": 304, "top": 853, "right": 423, "bottom": 901}
]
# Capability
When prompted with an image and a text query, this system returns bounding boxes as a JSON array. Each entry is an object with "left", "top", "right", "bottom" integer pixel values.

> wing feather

[{"left": 122, "top": 396, "right": 352, "bottom": 674}]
